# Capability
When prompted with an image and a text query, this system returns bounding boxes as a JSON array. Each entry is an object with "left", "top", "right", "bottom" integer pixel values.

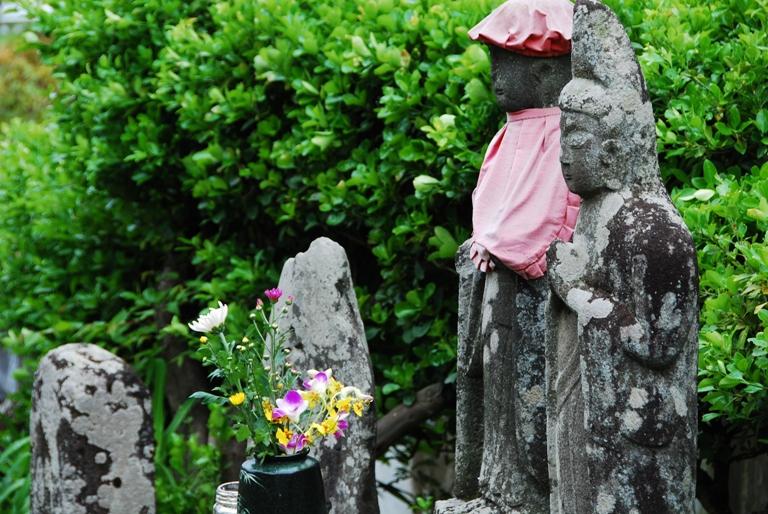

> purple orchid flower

[
  {"left": 334, "top": 412, "right": 350, "bottom": 440},
  {"left": 273, "top": 390, "right": 308, "bottom": 423},
  {"left": 285, "top": 433, "right": 309, "bottom": 454},
  {"left": 303, "top": 368, "right": 332, "bottom": 394}
]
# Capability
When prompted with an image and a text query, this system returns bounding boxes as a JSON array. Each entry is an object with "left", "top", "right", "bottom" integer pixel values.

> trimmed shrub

[{"left": 23, "top": 0, "right": 500, "bottom": 420}]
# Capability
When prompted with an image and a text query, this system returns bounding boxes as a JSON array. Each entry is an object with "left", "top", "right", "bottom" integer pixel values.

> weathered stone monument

[
  {"left": 276, "top": 237, "right": 379, "bottom": 514},
  {"left": 437, "top": 1, "right": 577, "bottom": 513},
  {"left": 545, "top": 0, "right": 699, "bottom": 512},
  {"left": 31, "top": 343, "right": 155, "bottom": 514}
]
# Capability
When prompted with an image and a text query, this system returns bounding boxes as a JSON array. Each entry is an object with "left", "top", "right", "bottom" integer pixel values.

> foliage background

[{"left": 0, "top": 0, "right": 767, "bottom": 512}]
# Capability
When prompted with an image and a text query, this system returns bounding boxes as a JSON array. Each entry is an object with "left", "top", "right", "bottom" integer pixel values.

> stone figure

[
  {"left": 436, "top": 1, "right": 577, "bottom": 513},
  {"left": 276, "top": 237, "right": 379, "bottom": 514},
  {"left": 545, "top": 1, "right": 699, "bottom": 512},
  {"left": 31, "top": 343, "right": 155, "bottom": 514}
]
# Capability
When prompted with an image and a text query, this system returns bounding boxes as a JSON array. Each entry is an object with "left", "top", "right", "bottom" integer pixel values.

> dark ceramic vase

[{"left": 237, "top": 451, "right": 328, "bottom": 514}]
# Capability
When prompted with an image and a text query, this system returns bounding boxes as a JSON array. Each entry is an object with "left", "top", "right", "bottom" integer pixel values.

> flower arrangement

[{"left": 187, "top": 288, "right": 373, "bottom": 457}]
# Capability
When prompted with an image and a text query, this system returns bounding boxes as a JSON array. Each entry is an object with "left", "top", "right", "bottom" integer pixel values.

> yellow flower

[
  {"left": 320, "top": 417, "right": 338, "bottom": 436},
  {"left": 353, "top": 401, "right": 365, "bottom": 417},
  {"left": 199, "top": 336, "right": 208, "bottom": 344},
  {"left": 276, "top": 428, "right": 293, "bottom": 446},
  {"left": 229, "top": 392, "right": 246, "bottom": 406},
  {"left": 328, "top": 378, "right": 343, "bottom": 395},
  {"left": 262, "top": 399, "right": 274, "bottom": 421},
  {"left": 311, "top": 418, "right": 339, "bottom": 436},
  {"left": 300, "top": 390, "right": 320, "bottom": 409},
  {"left": 336, "top": 398, "right": 352, "bottom": 413}
]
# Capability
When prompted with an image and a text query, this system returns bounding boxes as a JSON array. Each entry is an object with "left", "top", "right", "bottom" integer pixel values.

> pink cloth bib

[{"left": 472, "top": 107, "right": 580, "bottom": 279}]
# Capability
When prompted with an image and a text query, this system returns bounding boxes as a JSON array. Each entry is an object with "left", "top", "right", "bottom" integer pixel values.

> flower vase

[{"left": 238, "top": 451, "right": 328, "bottom": 514}]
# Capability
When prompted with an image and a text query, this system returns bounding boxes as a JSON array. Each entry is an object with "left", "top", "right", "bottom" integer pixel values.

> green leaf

[
  {"left": 149, "top": 358, "right": 167, "bottom": 445},
  {"left": 428, "top": 226, "right": 459, "bottom": 261},
  {"left": 394, "top": 302, "right": 420, "bottom": 319},
  {"left": 413, "top": 175, "right": 440, "bottom": 193},
  {"left": 728, "top": 105, "right": 741, "bottom": 128},
  {"left": 756, "top": 110, "right": 768, "bottom": 133},
  {"left": 189, "top": 391, "right": 227, "bottom": 405},
  {"left": 382, "top": 383, "right": 401, "bottom": 395},
  {"left": 234, "top": 424, "right": 251, "bottom": 442},
  {"left": 464, "top": 78, "right": 490, "bottom": 104},
  {"left": 679, "top": 189, "right": 715, "bottom": 201}
]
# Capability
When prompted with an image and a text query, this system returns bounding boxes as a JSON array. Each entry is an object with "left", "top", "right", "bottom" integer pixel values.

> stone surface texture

[
  {"left": 545, "top": 1, "right": 699, "bottom": 512},
  {"left": 276, "top": 237, "right": 379, "bottom": 514},
  {"left": 31, "top": 343, "right": 155, "bottom": 514},
  {"left": 451, "top": 241, "right": 485, "bottom": 501}
]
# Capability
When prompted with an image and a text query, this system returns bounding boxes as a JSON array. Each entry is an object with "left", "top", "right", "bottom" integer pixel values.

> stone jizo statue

[
  {"left": 438, "top": 1, "right": 577, "bottom": 513},
  {"left": 545, "top": 0, "right": 699, "bottom": 512}
]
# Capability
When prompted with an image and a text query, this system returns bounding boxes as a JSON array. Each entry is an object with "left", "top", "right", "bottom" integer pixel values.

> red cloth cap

[{"left": 468, "top": 0, "right": 573, "bottom": 57}]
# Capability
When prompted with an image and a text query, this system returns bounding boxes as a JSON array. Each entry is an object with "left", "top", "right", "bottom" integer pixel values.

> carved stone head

[
  {"left": 469, "top": 0, "right": 575, "bottom": 112},
  {"left": 559, "top": 0, "right": 662, "bottom": 197},
  {"left": 490, "top": 46, "right": 572, "bottom": 111}
]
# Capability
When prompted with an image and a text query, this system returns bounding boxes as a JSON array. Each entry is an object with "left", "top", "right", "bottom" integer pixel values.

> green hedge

[
  {"left": 19, "top": 0, "right": 503, "bottom": 430},
  {"left": 0, "top": 0, "right": 766, "bottom": 511}
]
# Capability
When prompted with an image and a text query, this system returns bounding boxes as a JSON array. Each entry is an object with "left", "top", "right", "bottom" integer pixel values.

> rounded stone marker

[{"left": 31, "top": 343, "right": 155, "bottom": 514}]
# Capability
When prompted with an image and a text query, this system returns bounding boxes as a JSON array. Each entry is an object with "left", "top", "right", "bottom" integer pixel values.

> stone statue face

[
  {"left": 489, "top": 45, "right": 571, "bottom": 112},
  {"left": 559, "top": 111, "right": 609, "bottom": 196},
  {"left": 489, "top": 45, "right": 538, "bottom": 112}
]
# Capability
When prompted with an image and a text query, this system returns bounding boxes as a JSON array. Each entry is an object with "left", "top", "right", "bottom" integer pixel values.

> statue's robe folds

[
  {"left": 546, "top": 191, "right": 699, "bottom": 513},
  {"left": 454, "top": 241, "right": 550, "bottom": 514}
]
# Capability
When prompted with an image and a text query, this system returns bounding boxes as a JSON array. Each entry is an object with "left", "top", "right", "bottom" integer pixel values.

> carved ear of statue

[
  {"left": 532, "top": 60, "right": 553, "bottom": 80},
  {"left": 600, "top": 138, "right": 623, "bottom": 190},
  {"left": 600, "top": 139, "right": 619, "bottom": 160},
  {"left": 531, "top": 61, "right": 553, "bottom": 106},
  {"left": 532, "top": 56, "right": 572, "bottom": 107}
]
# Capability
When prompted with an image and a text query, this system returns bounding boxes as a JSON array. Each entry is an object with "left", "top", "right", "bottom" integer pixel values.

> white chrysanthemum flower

[
  {"left": 339, "top": 386, "right": 373, "bottom": 402},
  {"left": 188, "top": 301, "right": 228, "bottom": 333}
]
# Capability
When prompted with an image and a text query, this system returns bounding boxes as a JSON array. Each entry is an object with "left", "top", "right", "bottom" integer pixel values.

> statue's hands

[
  {"left": 470, "top": 241, "right": 496, "bottom": 273},
  {"left": 547, "top": 239, "right": 586, "bottom": 301}
]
